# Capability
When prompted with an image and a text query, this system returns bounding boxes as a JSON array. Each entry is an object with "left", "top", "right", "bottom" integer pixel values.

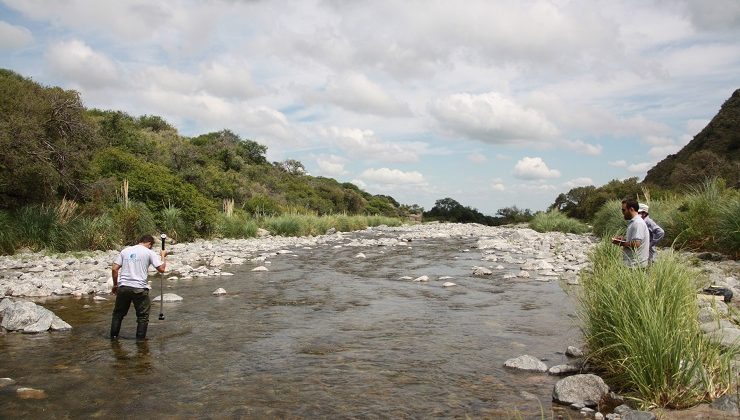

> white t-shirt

[
  {"left": 623, "top": 215, "right": 650, "bottom": 267},
  {"left": 114, "top": 244, "right": 163, "bottom": 289}
]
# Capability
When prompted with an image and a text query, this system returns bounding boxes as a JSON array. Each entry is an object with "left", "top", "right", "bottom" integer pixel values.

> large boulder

[
  {"left": 552, "top": 374, "right": 609, "bottom": 405},
  {"left": 0, "top": 298, "right": 71, "bottom": 333}
]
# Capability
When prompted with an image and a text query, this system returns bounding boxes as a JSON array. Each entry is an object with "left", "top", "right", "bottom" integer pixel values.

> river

[{"left": 1, "top": 230, "right": 582, "bottom": 418}]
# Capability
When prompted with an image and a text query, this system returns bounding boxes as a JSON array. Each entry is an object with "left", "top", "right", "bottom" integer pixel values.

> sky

[{"left": 1, "top": 0, "right": 739, "bottom": 214}]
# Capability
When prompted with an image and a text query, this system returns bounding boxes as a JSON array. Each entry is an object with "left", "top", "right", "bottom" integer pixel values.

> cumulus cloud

[
  {"left": 319, "top": 126, "right": 423, "bottom": 163},
  {"left": 562, "top": 139, "right": 602, "bottom": 156},
  {"left": 313, "top": 72, "right": 410, "bottom": 116},
  {"left": 627, "top": 162, "right": 654, "bottom": 173},
  {"left": 0, "top": 21, "right": 33, "bottom": 49},
  {"left": 512, "top": 157, "right": 561, "bottom": 180},
  {"left": 315, "top": 155, "right": 348, "bottom": 176},
  {"left": 490, "top": 178, "right": 506, "bottom": 191},
  {"left": 359, "top": 168, "right": 425, "bottom": 185},
  {"left": 429, "top": 92, "right": 559, "bottom": 144},
  {"left": 564, "top": 177, "right": 594, "bottom": 188},
  {"left": 45, "top": 39, "right": 119, "bottom": 88}
]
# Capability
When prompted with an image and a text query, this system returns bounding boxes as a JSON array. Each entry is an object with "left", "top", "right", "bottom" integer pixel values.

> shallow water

[{"left": 1, "top": 230, "right": 582, "bottom": 418}]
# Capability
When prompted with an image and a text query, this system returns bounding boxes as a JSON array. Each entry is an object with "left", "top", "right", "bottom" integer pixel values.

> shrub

[
  {"left": 216, "top": 212, "right": 258, "bottom": 238},
  {"left": 159, "top": 203, "right": 187, "bottom": 242},
  {"left": 578, "top": 240, "right": 737, "bottom": 408},
  {"left": 529, "top": 209, "right": 590, "bottom": 234},
  {"left": 264, "top": 214, "right": 303, "bottom": 236},
  {"left": 110, "top": 201, "right": 157, "bottom": 245},
  {"left": 591, "top": 200, "right": 626, "bottom": 239},
  {"left": 0, "top": 210, "right": 17, "bottom": 254}
]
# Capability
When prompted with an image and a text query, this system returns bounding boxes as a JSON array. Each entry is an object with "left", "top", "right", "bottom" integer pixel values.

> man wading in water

[{"left": 110, "top": 234, "right": 168, "bottom": 340}]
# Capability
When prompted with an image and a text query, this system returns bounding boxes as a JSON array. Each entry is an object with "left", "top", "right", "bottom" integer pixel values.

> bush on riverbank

[
  {"left": 0, "top": 202, "right": 405, "bottom": 254},
  {"left": 578, "top": 239, "right": 737, "bottom": 408},
  {"left": 528, "top": 210, "right": 590, "bottom": 234},
  {"left": 591, "top": 178, "right": 740, "bottom": 257}
]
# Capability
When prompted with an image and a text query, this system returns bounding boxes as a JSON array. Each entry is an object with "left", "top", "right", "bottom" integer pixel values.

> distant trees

[{"left": 548, "top": 177, "right": 643, "bottom": 221}]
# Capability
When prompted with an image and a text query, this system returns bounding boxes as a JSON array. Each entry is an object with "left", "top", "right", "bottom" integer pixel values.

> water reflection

[{"left": 110, "top": 340, "right": 152, "bottom": 373}]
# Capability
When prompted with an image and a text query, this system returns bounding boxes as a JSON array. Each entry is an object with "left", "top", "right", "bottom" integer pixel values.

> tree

[{"left": 275, "top": 159, "right": 306, "bottom": 175}]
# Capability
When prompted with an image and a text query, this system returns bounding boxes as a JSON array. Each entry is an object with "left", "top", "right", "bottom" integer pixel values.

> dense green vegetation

[
  {"left": 0, "top": 69, "right": 413, "bottom": 254},
  {"left": 591, "top": 179, "right": 740, "bottom": 258},
  {"left": 578, "top": 239, "right": 737, "bottom": 408},
  {"left": 423, "top": 197, "right": 533, "bottom": 225},
  {"left": 528, "top": 209, "right": 589, "bottom": 234}
]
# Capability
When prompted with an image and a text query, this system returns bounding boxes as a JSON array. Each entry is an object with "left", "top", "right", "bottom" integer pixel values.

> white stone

[
  {"left": 355, "top": 253, "right": 366, "bottom": 259},
  {"left": 152, "top": 293, "right": 183, "bottom": 302},
  {"left": 252, "top": 266, "right": 269, "bottom": 272},
  {"left": 413, "top": 275, "right": 429, "bottom": 282},
  {"left": 442, "top": 282, "right": 456, "bottom": 287},
  {"left": 212, "top": 288, "right": 227, "bottom": 296},
  {"left": 473, "top": 266, "right": 493, "bottom": 276}
]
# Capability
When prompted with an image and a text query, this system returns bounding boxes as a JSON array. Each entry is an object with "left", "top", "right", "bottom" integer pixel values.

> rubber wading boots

[
  {"left": 110, "top": 317, "right": 122, "bottom": 339},
  {"left": 136, "top": 322, "right": 148, "bottom": 340}
]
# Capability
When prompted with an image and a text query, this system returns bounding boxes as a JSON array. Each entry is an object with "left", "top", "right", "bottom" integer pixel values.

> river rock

[
  {"left": 709, "top": 394, "right": 739, "bottom": 415},
  {"left": 355, "top": 253, "right": 366, "bottom": 259},
  {"left": 566, "top": 346, "right": 584, "bottom": 357},
  {"left": 552, "top": 374, "right": 609, "bottom": 405},
  {"left": 413, "top": 275, "right": 429, "bottom": 282},
  {"left": 256, "top": 228, "right": 270, "bottom": 237},
  {"left": 212, "top": 288, "right": 227, "bottom": 296},
  {"left": 152, "top": 293, "right": 183, "bottom": 302},
  {"left": 16, "top": 387, "right": 46, "bottom": 399},
  {"left": 442, "top": 282, "right": 456, "bottom": 287},
  {"left": 252, "top": 266, "right": 269, "bottom": 272},
  {"left": 548, "top": 363, "right": 582, "bottom": 375},
  {"left": 473, "top": 266, "right": 492, "bottom": 276},
  {"left": 622, "top": 411, "right": 656, "bottom": 420},
  {"left": 0, "top": 298, "right": 71, "bottom": 333},
  {"left": 504, "top": 355, "right": 548, "bottom": 372},
  {"left": 209, "top": 256, "right": 226, "bottom": 267}
]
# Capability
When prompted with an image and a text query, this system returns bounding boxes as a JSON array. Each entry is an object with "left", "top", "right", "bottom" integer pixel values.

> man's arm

[
  {"left": 155, "top": 250, "right": 168, "bottom": 274},
  {"left": 652, "top": 225, "right": 665, "bottom": 245},
  {"left": 111, "top": 263, "right": 121, "bottom": 294}
]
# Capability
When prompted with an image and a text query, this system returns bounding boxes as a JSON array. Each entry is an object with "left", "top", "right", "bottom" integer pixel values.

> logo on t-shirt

[{"left": 127, "top": 253, "right": 140, "bottom": 262}]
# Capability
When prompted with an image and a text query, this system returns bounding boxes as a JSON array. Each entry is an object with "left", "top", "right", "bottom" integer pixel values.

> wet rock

[
  {"left": 709, "top": 394, "right": 739, "bottom": 415},
  {"left": 413, "top": 275, "right": 429, "bottom": 282},
  {"left": 212, "top": 288, "right": 227, "bottom": 296},
  {"left": 566, "top": 346, "right": 584, "bottom": 357},
  {"left": 548, "top": 363, "right": 582, "bottom": 375},
  {"left": 472, "top": 266, "right": 492, "bottom": 276},
  {"left": 251, "top": 266, "right": 269, "bottom": 272},
  {"left": 442, "top": 282, "right": 456, "bottom": 287},
  {"left": 504, "top": 355, "right": 548, "bottom": 372},
  {"left": 0, "top": 378, "right": 16, "bottom": 388},
  {"left": 622, "top": 411, "right": 656, "bottom": 420},
  {"left": 552, "top": 374, "right": 609, "bottom": 405},
  {"left": 0, "top": 298, "right": 71, "bottom": 332},
  {"left": 16, "top": 387, "right": 46, "bottom": 399},
  {"left": 355, "top": 253, "right": 366, "bottom": 259},
  {"left": 152, "top": 293, "right": 183, "bottom": 302}
]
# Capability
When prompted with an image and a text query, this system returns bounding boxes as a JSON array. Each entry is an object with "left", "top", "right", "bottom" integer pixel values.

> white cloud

[
  {"left": 200, "top": 60, "right": 258, "bottom": 100},
  {"left": 648, "top": 145, "right": 680, "bottom": 159},
  {"left": 564, "top": 177, "right": 594, "bottom": 188},
  {"left": 562, "top": 139, "right": 602, "bottom": 156},
  {"left": 313, "top": 72, "right": 410, "bottom": 116},
  {"left": 468, "top": 152, "right": 487, "bottom": 164},
  {"left": 429, "top": 92, "right": 558, "bottom": 144},
  {"left": 350, "top": 179, "right": 367, "bottom": 189},
  {"left": 490, "top": 178, "right": 506, "bottom": 191},
  {"left": 512, "top": 157, "right": 561, "bottom": 180},
  {"left": 315, "top": 155, "right": 347, "bottom": 177},
  {"left": 45, "top": 39, "right": 119, "bottom": 88},
  {"left": 609, "top": 160, "right": 627, "bottom": 167},
  {"left": 359, "top": 168, "right": 425, "bottom": 185},
  {"left": 0, "top": 21, "right": 33, "bottom": 49},
  {"left": 319, "top": 126, "right": 423, "bottom": 163},
  {"left": 627, "top": 162, "right": 654, "bottom": 173}
]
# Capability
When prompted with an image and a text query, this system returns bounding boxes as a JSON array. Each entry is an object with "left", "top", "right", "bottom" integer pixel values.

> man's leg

[
  {"left": 110, "top": 287, "right": 134, "bottom": 339},
  {"left": 131, "top": 288, "right": 151, "bottom": 340}
]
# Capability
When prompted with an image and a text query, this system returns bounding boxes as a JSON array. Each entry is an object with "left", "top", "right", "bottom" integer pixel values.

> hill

[
  {"left": 643, "top": 88, "right": 740, "bottom": 188},
  {"left": 0, "top": 69, "right": 409, "bottom": 238}
]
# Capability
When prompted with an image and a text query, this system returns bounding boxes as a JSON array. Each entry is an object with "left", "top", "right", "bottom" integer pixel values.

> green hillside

[
  {"left": 0, "top": 69, "right": 408, "bottom": 238},
  {"left": 643, "top": 88, "right": 740, "bottom": 188}
]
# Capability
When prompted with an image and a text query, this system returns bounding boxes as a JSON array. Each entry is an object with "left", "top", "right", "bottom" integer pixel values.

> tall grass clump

[
  {"left": 365, "top": 215, "right": 403, "bottom": 227},
  {"left": 160, "top": 203, "right": 187, "bottom": 241},
  {"left": 216, "top": 212, "right": 258, "bottom": 238},
  {"left": 0, "top": 210, "right": 17, "bottom": 254},
  {"left": 13, "top": 205, "right": 66, "bottom": 251},
  {"left": 68, "top": 214, "right": 119, "bottom": 251},
  {"left": 529, "top": 209, "right": 590, "bottom": 234},
  {"left": 591, "top": 200, "right": 626, "bottom": 238},
  {"left": 716, "top": 194, "right": 740, "bottom": 257},
  {"left": 264, "top": 214, "right": 304, "bottom": 236},
  {"left": 110, "top": 201, "right": 157, "bottom": 245},
  {"left": 579, "top": 239, "right": 737, "bottom": 408}
]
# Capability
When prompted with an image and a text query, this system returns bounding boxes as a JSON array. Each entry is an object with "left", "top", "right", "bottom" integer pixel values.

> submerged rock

[
  {"left": 152, "top": 293, "right": 183, "bottom": 302},
  {"left": 504, "top": 355, "right": 548, "bottom": 372}
]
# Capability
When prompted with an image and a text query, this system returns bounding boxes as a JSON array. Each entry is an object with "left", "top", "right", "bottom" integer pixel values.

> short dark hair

[
  {"left": 621, "top": 198, "right": 639, "bottom": 212},
  {"left": 138, "top": 234, "right": 155, "bottom": 244}
]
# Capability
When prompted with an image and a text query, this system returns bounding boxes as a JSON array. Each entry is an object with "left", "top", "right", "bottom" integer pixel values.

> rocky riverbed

[{"left": 1, "top": 222, "right": 738, "bottom": 417}]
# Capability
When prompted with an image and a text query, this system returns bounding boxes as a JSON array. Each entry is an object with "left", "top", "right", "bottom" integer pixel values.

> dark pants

[{"left": 112, "top": 286, "right": 151, "bottom": 324}]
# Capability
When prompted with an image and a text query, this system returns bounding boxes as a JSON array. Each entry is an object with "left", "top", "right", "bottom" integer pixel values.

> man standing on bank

[
  {"left": 638, "top": 203, "right": 665, "bottom": 265},
  {"left": 110, "top": 234, "right": 167, "bottom": 340},
  {"left": 611, "top": 198, "right": 650, "bottom": 268}
]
